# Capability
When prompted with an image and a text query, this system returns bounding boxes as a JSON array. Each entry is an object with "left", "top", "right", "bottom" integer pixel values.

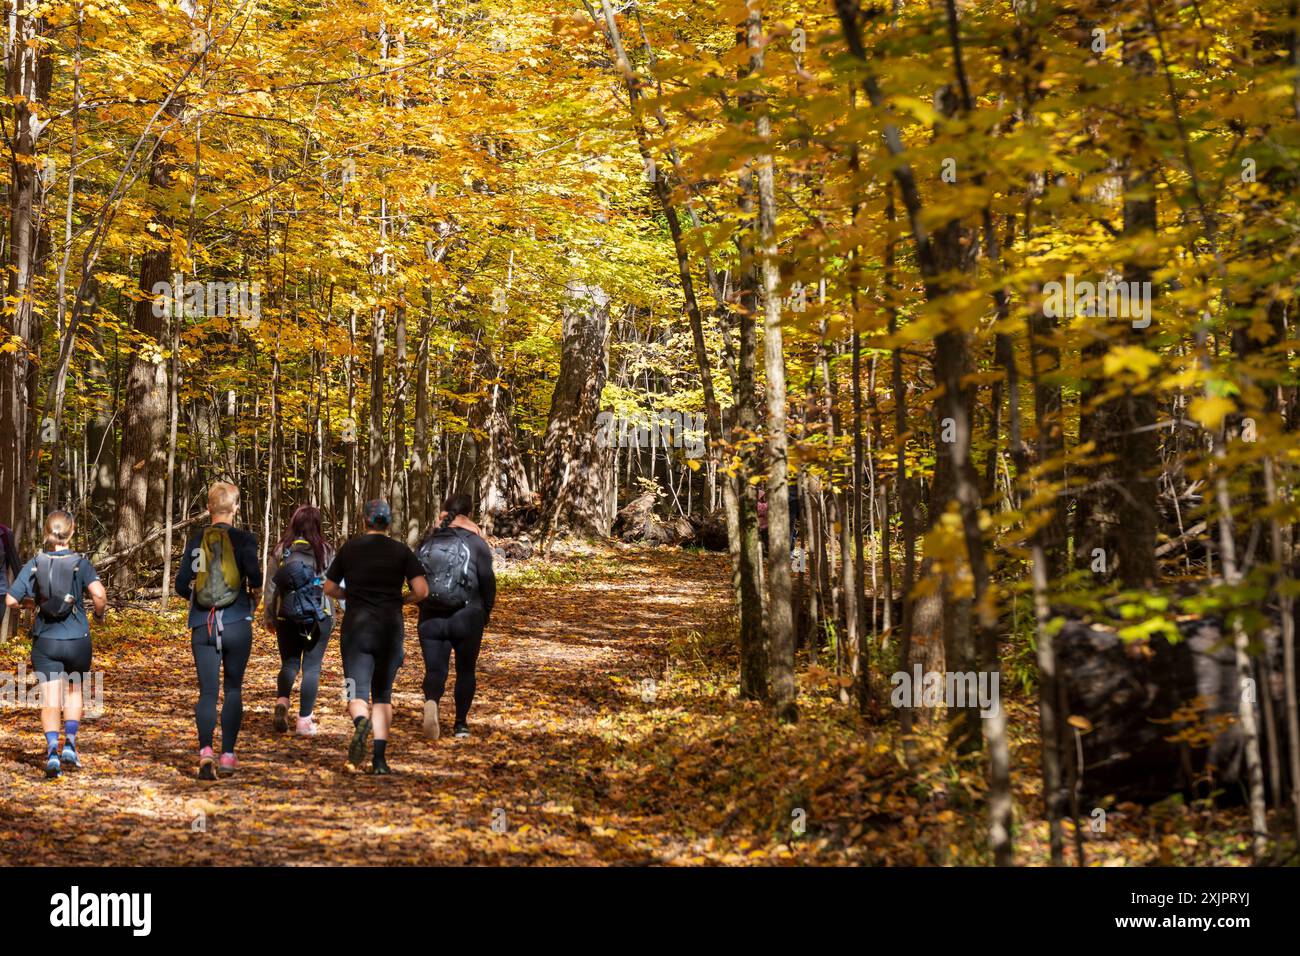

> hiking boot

[
  {"left": 347, "top": 717, "right": 373, "bottom": 766},
  {"left": 422, "top": 700, "right": 440, "bottom": 740},
  {"left": 273, "top": 702, "right": 289, "bottom": 732},
  {"left": 372, "top": 757, "right": 392, "bottom": 776},
  {"left": 60, "top": 745, "right": 81, "bottom": 770},
  {"left": 198, "top": 747, "right": 216, "bottom": 781},
  {"left": 295, "top": 715, "right": 318, "bottom": 737},
  {"left": 45, "top": 753, "right": 62, "bottom": 779},
  {"left": 453, "top": 723, "right": 470, "bottom": 739},
  {"left": 218, "top": 752, "right": 238, "bottom": 775}
]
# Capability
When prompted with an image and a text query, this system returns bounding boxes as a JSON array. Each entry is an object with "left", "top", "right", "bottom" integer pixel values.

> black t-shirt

[{"left": 325, "top": 533, "right": 423, "bottom": 626}]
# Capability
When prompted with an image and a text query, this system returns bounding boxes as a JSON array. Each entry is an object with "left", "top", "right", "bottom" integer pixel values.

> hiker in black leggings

[
  {"left": 323, "top": 499, "right": 427, "bottom": 774},
  {"left": 417, "top": 494, "right": 496, "bottom": 740},
  {"left": 264, "top": 505, "right": 335, "bottom": 736},
  {"left": 175, "top": 482, "right": 262, "bottom": 780}
]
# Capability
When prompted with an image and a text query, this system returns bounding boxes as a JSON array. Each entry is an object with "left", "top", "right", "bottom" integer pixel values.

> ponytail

[
  {"left": 422, "top": 493, "right": 474, "bottom": 546},
  {"left": 43, "top": 510, "right": 75, "bottom": 552},
  {"left": 441, "top": 493, "right": 473, "bottom": 529}
]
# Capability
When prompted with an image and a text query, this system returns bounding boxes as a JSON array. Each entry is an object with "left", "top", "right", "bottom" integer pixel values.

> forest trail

[
  {"left": 0, "top": 547, "right": 735, "bottom": 866},
  {"left": 0, "top": 545, "right": 1257, "bottom": 867}
]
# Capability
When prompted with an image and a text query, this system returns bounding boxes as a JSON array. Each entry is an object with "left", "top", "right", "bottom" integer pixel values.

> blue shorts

[{"left": 31, "top": 636, "right": 92, "bottom": 679}]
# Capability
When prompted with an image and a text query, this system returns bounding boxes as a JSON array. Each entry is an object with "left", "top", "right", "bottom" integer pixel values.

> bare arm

[
  {"left": 87, "top": 580, "right": 108, "bottom": 619},
  {"left": 404, "top": 575, "right": 429, "bottom": 605},
  {"left": 323, "top": 579, "right": 345, "bottom": 601}
]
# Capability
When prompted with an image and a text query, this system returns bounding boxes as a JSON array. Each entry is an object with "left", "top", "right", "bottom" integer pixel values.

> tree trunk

[
  {"left": 0, "top": 3, "right": 49, "bottom": 549},
  {"left": 111, "top": 97, "right": 179, "bottom": 587},
  {"left": 749, "top": 7, "right": 796, "bottom": 723},
  {"left": 538, "top": 283, "right": 612, "bottom": 539}
]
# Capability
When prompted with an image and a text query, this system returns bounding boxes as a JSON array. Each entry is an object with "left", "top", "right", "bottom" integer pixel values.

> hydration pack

[
  {"left": 274, "top": 540, "right": 328, "bottom": 636},
  {"left": 418, "top": 528, "right": 476, "bottom": 611},
  {"left": 35, "top": 551, "right": 81, "bottom": 623},
  {"left": 192, "top": 526, "right": 241, "bottom": 610}
]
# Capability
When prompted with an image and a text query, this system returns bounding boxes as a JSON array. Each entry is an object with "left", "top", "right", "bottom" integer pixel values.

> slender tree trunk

[{"left": 749, "top": 7, "right": 795, "bottom": 722}]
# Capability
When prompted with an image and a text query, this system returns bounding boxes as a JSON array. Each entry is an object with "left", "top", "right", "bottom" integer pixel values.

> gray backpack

[
  {"left": 35, "top": 552, "right": 81, "bottom": 623},
  {"left": 418, "top": 528, "right": 477, "bottom": 611}
]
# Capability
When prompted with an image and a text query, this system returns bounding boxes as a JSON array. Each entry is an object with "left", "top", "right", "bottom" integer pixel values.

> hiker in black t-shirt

[
  {"left": 416, "top": 494, "right": 496, "bottom": 741},
  {"left": 175, "top": 482, "right": 262, "bottom": 781},
  {"left": 323, "top": 499, "right": 427, "bottom": 775}
]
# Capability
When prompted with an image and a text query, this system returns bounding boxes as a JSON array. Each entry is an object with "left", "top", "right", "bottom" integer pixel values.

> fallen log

[{"left": 94, "top": 513, "right": 206, "bottom": 575}]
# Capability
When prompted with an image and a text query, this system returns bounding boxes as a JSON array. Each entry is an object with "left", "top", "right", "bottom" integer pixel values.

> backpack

[
  {"left": 418, "top": 528, "right": 477, "bottom": 611},
  {"left": 34, "top": 551, "right": 81, "bottom": 623},
  {"left": 192, "top": 526, "right": 241, "bottom": 610},
  {"left": 274, "top": 540, "right": 328, "bottom": 635}
]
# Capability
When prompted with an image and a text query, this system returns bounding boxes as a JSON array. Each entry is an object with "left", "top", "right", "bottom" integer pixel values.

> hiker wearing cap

[
  {"left": 264, "top": 505, "right": 336, "bottom": 737},
  {"left": 322, "top": 499, "right": 427, "bottom": 775},
  {"left": 4, "top": 510, "right": 107, "bottom": 778},
  {"left": 176, "top": 482, "right": 262, "bottom": 780}
]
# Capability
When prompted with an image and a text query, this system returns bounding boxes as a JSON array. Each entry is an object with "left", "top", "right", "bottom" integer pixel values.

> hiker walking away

[
  {"left": 4, "top": 511, "right": 107, "bottom": 778},
  {"left": 176, "top": 482, "right": 262, "bottom": 780},
  {"left": 0, "top": 522, "right": 21, "bottom": 640},
  {"left": 264, "top": 505, "right": 335, "bottom": 737},
  {"left": 322, "top": 499, "right": 427, "bottom": 775},
  {"left": 416, "top": 494, "right": 496, "bottom": 740}
]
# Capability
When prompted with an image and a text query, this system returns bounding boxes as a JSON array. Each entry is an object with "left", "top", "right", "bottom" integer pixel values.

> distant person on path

[
  {"left": 176, "top": 481, "right": 262, "bottom": 780},
  {"left": 0, "top": 522, "right": 21, "bottom": 640},
  {"left": 416, "top": 494, "right": 496, "bottom": 740},
  {"left": 323, "top": 499, "right": 427, "bottom": 775},
  {"left": 264, "top": 505, "right": 335, "bottom": 737},
  {"left": 5, "top": 511, "right": 107, "bottom": 778}
]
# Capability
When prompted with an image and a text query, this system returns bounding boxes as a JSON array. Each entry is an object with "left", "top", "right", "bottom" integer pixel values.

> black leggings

[
  {"left": 276, "top": 621, "right": 331, "bottom": 717},
  {"left": 340, "top": 616, "right": 404, "bottom": 706},
  {"left": 191, "top": 616, "right": 254, "bottom": 752},
  {"left": 419, "top": 606, "right": 486, "bottom": 724}
]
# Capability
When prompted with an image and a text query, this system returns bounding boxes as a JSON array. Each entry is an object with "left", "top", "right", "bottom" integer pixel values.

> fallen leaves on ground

[{"left": 0, "top": 545, "right": 1261, "bottom": 865}]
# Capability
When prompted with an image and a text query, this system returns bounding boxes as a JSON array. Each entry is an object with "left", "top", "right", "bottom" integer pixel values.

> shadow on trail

[{"left": 0, "top": 546, "right": 731, "bottom": 866}]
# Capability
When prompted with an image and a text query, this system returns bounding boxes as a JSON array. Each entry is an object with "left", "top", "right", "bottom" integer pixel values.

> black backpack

[
  {"left": 35, "top": 551, "right": 81, "bottom": 623},
  {"left": 273, "top": 541, "right": 328, "bottom": 635},
  {"left": 418, "top": 528, "right": 477, "bottom": 611}
]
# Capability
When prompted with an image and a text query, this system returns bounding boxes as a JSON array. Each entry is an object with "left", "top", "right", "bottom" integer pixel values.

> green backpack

[{"left": 192, "top": 526, "right": 241, "bottom": 610}]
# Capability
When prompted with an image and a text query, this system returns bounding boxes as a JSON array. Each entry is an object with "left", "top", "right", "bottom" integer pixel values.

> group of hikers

[{"left": 0, "top": 482, "right": 496, "bottom": 779}]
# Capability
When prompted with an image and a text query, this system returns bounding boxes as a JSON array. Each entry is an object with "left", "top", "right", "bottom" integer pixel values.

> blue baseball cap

[{"left": 363, "top": 499, "right": 392, "bottom": 529}]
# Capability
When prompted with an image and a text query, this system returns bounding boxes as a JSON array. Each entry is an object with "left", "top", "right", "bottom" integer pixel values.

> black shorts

[
  {"left": 31, "top": 636, "right": 92, "bottom": 680},
  {"left": 341, "top": 615, "right": 404, "bottom": 705}
]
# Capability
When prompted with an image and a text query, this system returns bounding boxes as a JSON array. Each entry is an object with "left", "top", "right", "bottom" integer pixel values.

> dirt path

[{"left": 0, "top": 547, "right": 730, "bottom": 865}]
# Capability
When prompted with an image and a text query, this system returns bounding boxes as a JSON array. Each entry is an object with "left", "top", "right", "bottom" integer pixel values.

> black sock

[
  {"left": 373, "top": 739, "right": 387, "bottom": 763},
  {"left": 353, "top": 715, "right": 366, "bottom": 729}
]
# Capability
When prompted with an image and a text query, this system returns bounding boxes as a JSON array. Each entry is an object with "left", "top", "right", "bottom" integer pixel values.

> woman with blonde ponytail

[{"left": 4, "top": 510, "right": 108, "bottom": 778}]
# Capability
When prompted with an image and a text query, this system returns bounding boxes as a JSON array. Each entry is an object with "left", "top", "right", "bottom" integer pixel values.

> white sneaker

[
  {"left": 422, "top": 700, "right": 440, "bottom": 740},
  {"left": 295, "top": 715, "right": 318, "bottom": 737}
]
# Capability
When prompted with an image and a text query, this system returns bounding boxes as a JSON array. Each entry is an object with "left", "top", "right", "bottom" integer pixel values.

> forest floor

[{"left": 0, "top": 544, "right": 1263, "bottom": 865}]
